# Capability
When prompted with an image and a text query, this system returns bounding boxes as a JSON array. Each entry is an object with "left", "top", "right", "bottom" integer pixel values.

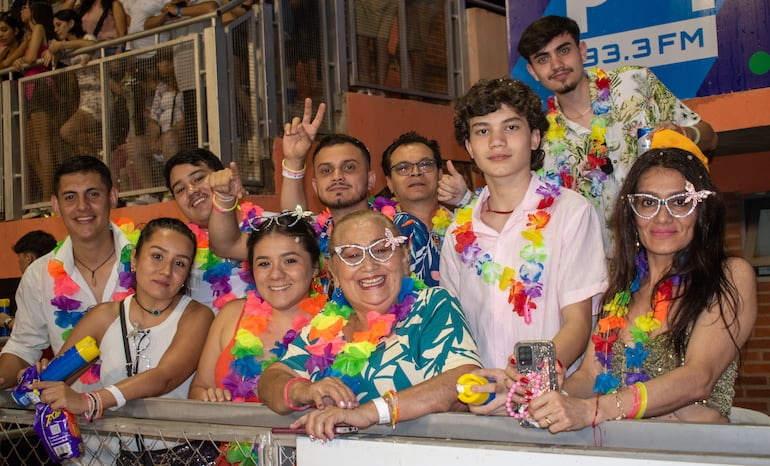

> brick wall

[{"left": 726, "top": 193, "right": 770, "bottom": 414}]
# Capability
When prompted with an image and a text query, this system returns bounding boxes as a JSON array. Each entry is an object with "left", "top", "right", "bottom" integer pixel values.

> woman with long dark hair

[
  {"left": 525, "top": 147, "right": 756, "bottom": 432},
  {"left": 77, "top": 0, "right": 126, "bottom": 55},
  {"left": 0, "top": 11, "right": 26, "bottom": 69}
]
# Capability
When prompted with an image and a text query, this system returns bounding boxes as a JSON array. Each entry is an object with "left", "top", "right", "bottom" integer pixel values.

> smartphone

[
  {"left": 271, "top": 425, "right": 359, "bottom": 435},
  {"left": 514, "top": 340, "right": 557, "bottom": 428}
]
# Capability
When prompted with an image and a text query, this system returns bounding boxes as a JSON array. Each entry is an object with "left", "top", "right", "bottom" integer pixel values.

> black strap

[
  {"left": 118, "top": 299, "right": 146, "bottom": 456},
  {"left": 92, "top": 4, "right": 112, "bottom": 39},
  {"left": 118, "top": 300, "right": 132, "bottom": 378}
]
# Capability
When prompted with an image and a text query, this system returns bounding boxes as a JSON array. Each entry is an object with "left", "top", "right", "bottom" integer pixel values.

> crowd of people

[
  {"left": 0, "top": 0, "right": 251, "bottom": 201},
  {"left": 0, "top": 12, "right": 758, "bottom": 463}
]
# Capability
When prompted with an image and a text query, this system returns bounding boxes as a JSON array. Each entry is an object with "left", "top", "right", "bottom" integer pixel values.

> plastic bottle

[
  {"left": 0, "top": 298, "right": 10, "bottom": 337},
  {"left": 456, "top": 373, "right": 495, "bottom": 405},
  {"left": 12, "top": 336, "right": 100, "bottom": 406},
  {"left": 40, "top": 336, "right": 100, "bottom": 382}
]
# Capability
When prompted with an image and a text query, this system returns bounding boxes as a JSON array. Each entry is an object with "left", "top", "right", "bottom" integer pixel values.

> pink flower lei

[{"left": 450, "top": 180, "right": 560, "bottom": 323}]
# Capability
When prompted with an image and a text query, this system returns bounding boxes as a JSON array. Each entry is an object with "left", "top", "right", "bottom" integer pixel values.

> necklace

[
  {"left": 451, "top": 179, "right": 560, "bottom": 323},
  {"left": 562, "top": 104, "right": 593, "bottom": 120},
  {"left": 222, "top": 288, "right": 327, "bottom": 401},
  {"left": 49, "top": 218, "right": 139, "bottom": 385},
  {"left": 74, "top": 250, "right": 115, "bottom": 286},
  {"left": 134, "top": 295, "right": 176, "bottom": 316},
  {"left": 304, "top": 276, "right": 426, "bottom": 389},
  {"left": 546, "top": 67, "right": 614, "bottom": 201},
  {"left": 593, "top": 250, "right": 679, "bottom": 394},
  {"left": 484, "top": 199, "right": 514, "bottom": 215}
]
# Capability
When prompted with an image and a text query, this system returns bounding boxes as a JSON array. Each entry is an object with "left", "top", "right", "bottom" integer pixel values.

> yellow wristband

[{"left": 633, "top": 382, "right": 648, "bottom": 419}]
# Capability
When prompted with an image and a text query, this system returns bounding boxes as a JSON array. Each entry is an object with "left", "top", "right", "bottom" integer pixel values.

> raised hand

[
  {"left": 438, "top": 160, "right": 471, "bottom": 205},
  {"left": 283, "top": 98, "right": 327, "bottom": 168}
]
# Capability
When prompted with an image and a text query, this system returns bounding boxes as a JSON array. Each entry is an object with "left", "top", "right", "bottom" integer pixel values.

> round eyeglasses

[
  {"left": 333, "top": 230, "right": 407, "bottom": 266},
  {"left": 390, "top": 159, "right": 437, "bottom": 176},
  {"left": 627, "top": 193, "right": 697, "bottom": 219}
]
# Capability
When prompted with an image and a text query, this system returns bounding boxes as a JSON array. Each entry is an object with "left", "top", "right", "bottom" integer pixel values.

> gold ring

[{"left": 544, "top": 416, "right": 552, "bottom": 426}]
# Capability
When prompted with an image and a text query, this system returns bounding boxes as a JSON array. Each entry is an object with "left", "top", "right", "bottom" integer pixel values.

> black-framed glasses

[
  {"left": 333, "top": 229, "right": 407, "bottom": 267},
  {"left": 245, "top": 206, "right": 313, "bottom": 231},
  {"left": 130, "top": 329, "right": 151, "bottom": 376},
  {"left": 390, "top": 159, "right": 437, "bottom": 176},
  {"left": 627, "top": 193, "right": 697, "bottom": 219}
]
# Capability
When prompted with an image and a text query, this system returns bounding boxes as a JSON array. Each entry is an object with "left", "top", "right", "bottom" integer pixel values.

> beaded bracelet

[
  {"left": 613, "top": 391, "right": 626, "bottom": 420},
  {"left": 504, "top": 372, "right": 543, "bottom": 419},
  {"left": 281, "top": 159, "right": 306, "bottom": 179},
  {"left": 283, "top": 377, "right": 311, "bottom": 411},
  {"left": 382, "top": 390, "right": 399, "bottom": 428},
  {"left": 633, "top": 382, "right": 648, "bottom": 419}
]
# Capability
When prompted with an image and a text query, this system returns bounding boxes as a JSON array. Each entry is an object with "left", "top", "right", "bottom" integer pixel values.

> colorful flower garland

[
  {"left": 546, "top": 67, "right": 613, "bottom": 201},
  {"left": 221, "top": 288, "right": 327, "bottom": 401},
  {"left": 450, "top": 180, "right": 560, "bottom": 324},
  {"left": 49, "top": 218, "right": 139, "bottom": 384},
  {"left": 188, "top": 222, "right": 255, "bottom": 312},
  {"left": 303, "top": 276, "right": 426, "bottom": 391},
  {"left": 593, "top": 250, "right": 679, "bottom": 394}
]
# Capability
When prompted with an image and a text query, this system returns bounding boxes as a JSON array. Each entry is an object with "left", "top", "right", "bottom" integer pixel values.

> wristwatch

[{"left": 3, "top": 317, "right": 12, "bottom": 329}]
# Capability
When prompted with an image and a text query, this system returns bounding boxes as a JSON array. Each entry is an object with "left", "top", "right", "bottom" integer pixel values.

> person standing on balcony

[
  {"left": 517, "top": 15, "right": 717, "bottom": 254},
  {"left": 0, "top": 156, "right": 136, "bottom": 390},
  {"left": 14, "top": 1, "right": 57, "bottom": 200}
]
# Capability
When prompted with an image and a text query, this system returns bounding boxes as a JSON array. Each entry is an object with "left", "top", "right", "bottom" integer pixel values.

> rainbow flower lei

[
  {"left": 188, "top": 222, "right": 255, "bottom": 312},
  {"left": 593, "top": 250, "right": 679, "bottom": 394},
  {"left": 49, "top": 217, "right": 139, "bottom": 384},
  {"left": 221, "top": 288, "right": 327, "bottom": 401},
  {"left": 304, "top": 276, "right": 426, "bottom": 391},
  {"left": 546, "top": 67, "right": 613, "bottom": 201},
  {"left": 450, "top": 179, "right": 560, "bottom": 324}
]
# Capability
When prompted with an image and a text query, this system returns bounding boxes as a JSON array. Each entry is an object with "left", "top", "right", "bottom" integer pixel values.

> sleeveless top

[
  {"left": 611, "top": 333, "right": 736, "bottom": 417},
  {"left": 99, "top": 294, "right": 195, "bottom": 400}
]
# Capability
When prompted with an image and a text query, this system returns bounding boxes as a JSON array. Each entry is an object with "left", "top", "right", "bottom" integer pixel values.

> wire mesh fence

[{"left": 1, "top": 403, "right": 271, "bottom": 466}]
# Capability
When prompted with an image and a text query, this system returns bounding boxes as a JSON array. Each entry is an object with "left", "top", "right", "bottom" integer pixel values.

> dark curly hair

[
  {"left": 453, "top": 77, "right": 548, "bottom": 171},
  {"left": 606, "top": 148, "right": 741, "bottom": 358}
]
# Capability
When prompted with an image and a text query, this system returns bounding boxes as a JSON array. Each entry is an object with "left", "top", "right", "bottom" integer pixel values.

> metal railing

[
  {"left": 2, "top": 394, "right": 770, "bottom": 465},
  {"left": 1, "top": 0, "right": 468, "bottom": 219}
]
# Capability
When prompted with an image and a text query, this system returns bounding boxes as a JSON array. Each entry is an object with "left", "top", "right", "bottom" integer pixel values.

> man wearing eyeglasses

[{"left": 207, "top": 99, "right": 440, "bottom": 286}]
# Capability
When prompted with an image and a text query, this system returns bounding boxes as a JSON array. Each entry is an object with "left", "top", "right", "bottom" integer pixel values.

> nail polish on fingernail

[
  {"left": 525, "top": 390, "right": 533, "bottom": 396},
  {"left": 557, "top": 359, "right": 563, "bottom": 369},
  {"left": 339, "top": 401, "right": 346, "bottom": 408},
  {"left": 347, "top": 401, "right": 354, "bottom": 408},
  {"left": 509, "top": 356, "right": 516, "bottom": 366},
  {"left": 521, "top": 377, "right": 530, "bottom": 384},
  {"left": 309, "top": 435, "right": 315, "bottom": 441},
  {"left": 525, "top": 398, "right": 532, "bottom": 403}
]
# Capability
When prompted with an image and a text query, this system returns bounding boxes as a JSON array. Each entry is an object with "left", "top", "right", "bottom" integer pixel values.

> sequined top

[{"left": 611, "top": 333, "right": 736, "bottom": 417}]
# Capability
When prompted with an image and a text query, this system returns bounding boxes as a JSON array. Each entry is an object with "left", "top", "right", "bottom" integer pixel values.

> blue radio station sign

[{"left": 508, "top": 0, "right": 770, "bottom": 100}]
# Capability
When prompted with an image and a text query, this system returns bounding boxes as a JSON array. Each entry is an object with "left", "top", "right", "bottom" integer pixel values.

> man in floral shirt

[{"left": 518, "top": 15, "right": 717, "bottom": 254}]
